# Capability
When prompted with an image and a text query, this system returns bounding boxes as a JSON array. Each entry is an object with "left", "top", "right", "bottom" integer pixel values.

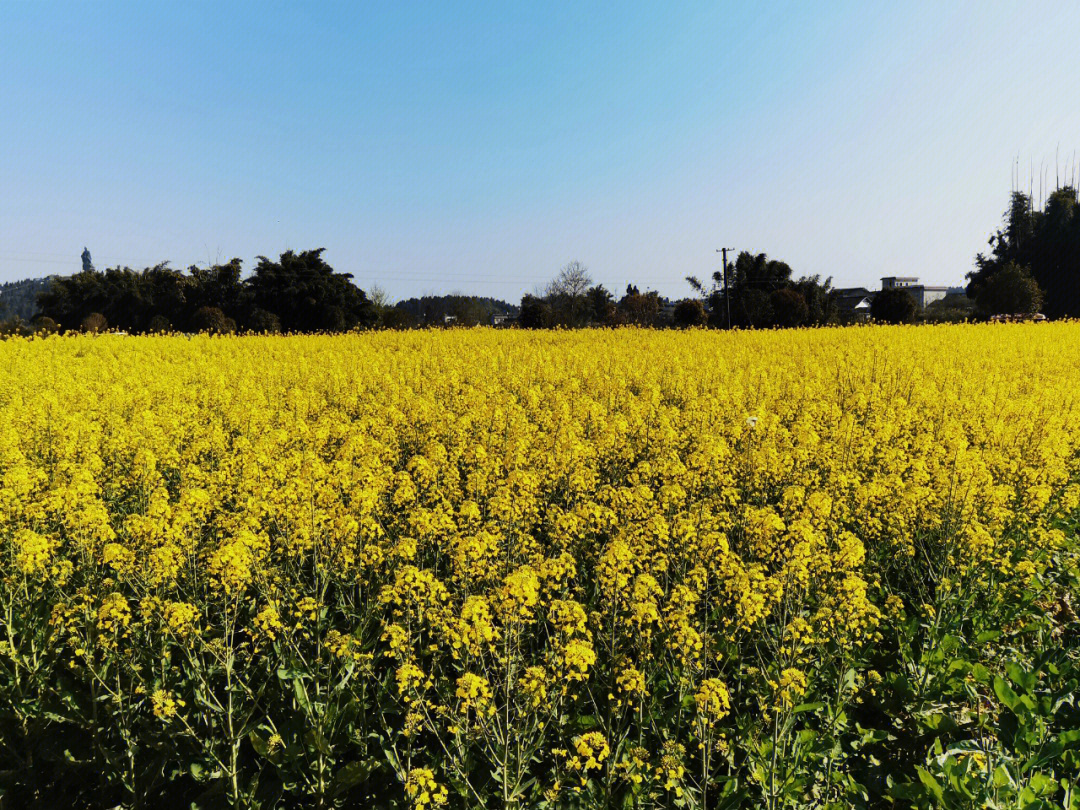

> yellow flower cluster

[
  {"left": 151, "top": 688, "right": 184, "bottom": 720},
  {"left": 695, "top": 677, "right": 732, "bottom": 725},
  {"left": 0, "top": 324, "right": 1077, "bottom": 807},
  {"left": 571, "top": 732, "right": 610, "bottom": 772},
  {"left": 404, "top": 767, "right": 448, "bottom": 808}
]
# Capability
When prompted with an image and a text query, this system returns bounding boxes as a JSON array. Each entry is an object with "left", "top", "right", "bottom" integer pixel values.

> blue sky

[{"left": 3, "top": 1, "right": 1079, "bottom": 301}]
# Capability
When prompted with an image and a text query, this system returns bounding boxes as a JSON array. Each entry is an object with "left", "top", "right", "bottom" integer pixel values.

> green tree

[
  {"left": 0, "top": 278, "right": 49, "bottom": 322},
  {"left": 586, "top": 285, "right": 616, "bottom": 325},
  {"left": 790, "top": 274, "right": 836, "bottom": 325},
  {"left": 870, "top": 288, "right": 917, "bottom": 324},
  {"left": 395, "top": 295, "right": 515, "bottom": 327},
  {"left": 250, "top": 249, "right": 376, "bottom": 332},
  {"left": 672, "top": 299, "right": 707, "bottom": 327},
  {"left": 191, "top": 306, "right": 234, "bottom": 333},
  {"left": 968, "top": 187, "right": 1080, "bottom": 318},
  {"left": 246, "top": 308, "right": 282, "bottom": 333},
  {"left": 974, "top": 261, "right": 1044, "bottom": 316},
  {"left": 518, "top": 294, "right": 554, "bottom": 328},
  {"left": 617, "top": 286, "right": 662, "bottom": 326},
  {"left": 770, "top": 288, "right": 809, "bottom": 328}
]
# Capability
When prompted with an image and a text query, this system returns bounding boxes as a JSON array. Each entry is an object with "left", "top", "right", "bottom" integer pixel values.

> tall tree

[
  {"left": 250, "top": 249, "right": 376, "bottom": 332},
  {"left": 617, "top": 287, "right": 662, "bottom": 326},
  {"left": 543, "top": 261, "right": 593, "bottom": 327},
  {"left": 586, "top": 285, "right": 616, "bottom": 325},
  {"left": 770, "top": 288, "right": 809, "bottom": 327},
  {"left": 974, "top": 261, "right": 1043, "bottom": 316},
  {"left": 188, "top": 259, "right": 246, "bottom": 323},
  {"left": 967, "top": 187, "right": 1077, "bottom": 317},
  {"left": 518, "top": 294, "right": 553, "bottom": 328}
]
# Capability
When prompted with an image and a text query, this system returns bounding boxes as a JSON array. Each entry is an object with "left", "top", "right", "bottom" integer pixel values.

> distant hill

[
  {"left": 395, "top": 295, "right": 518, "bottom": 326},
  {"left": 0, "top": 277, "right": 52, "bottom": 322}
]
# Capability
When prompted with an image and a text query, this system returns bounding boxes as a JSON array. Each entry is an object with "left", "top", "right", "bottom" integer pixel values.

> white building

[{"left": 881, "top": 277, "right": 948, "bottom": 309}]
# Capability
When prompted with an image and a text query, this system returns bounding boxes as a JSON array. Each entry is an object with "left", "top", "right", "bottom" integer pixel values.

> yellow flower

[
  {"left": 12, "top": 529, "right": 56, "bottom": 576},
  {"left": 560, "top": 639, "right": 597, "bottom": 682},
  {"left": 519, "top": 665, "right": 549, "bottom": 709},
  {"left": 455, "top": 672, "right": 493, "bottom": 715},
  {"left": 695, "top": 678, "right": 731, "bottom": 725},
  {"left": 97, "top": 593, "right": 132, "bottom": 639},
  {"left": 571, "top": 732, "right": 610, "bottom": 771},
  {"left": 150, "top": 688, "right": 183, "bottom": 719},
  {"left": 162, "top": 601, "right": 199, "bottom": 638},
  {"left": 775, "top": 668, "right": 808, "bottom": 708},
  {"left": 404, "top": 767, "right": 448, "bottom": 808}
]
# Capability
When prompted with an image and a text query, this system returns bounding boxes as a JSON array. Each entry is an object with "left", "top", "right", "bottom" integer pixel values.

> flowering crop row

[{"left": 1, "top": 325, "right": 1079, "bottom": 809}]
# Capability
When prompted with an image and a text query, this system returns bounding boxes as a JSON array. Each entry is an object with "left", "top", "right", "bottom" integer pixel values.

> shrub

[
  {"left": 81, "top": 312, "right": 108, "bottom": 333},
  {"left": 976, "top": 261, "right": 1044, "bottom": 317},
  {"left": 870, "top": 288, "right": 917, "bottom": 324},
  {"left": 147, "top": 314, "right": 172, "bottom": 333},
  {"left": 246, "top": 308, "right": 281, "bottom": 334},
  {"left": 673, "top": 299, "right": 707, "bottom": 328},
  {"left": 32, "top": 316, "right": 59, "bottom": 335},
  {"left": 190, "top": 306, "right": 232, "bottom": 334}
]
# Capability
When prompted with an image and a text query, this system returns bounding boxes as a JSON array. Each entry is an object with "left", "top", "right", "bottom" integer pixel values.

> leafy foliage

[
  {"left": 967, "top": 187, "right": 1080, "bottom": 318},
  {"left": 0, "top": 277, "right": 51, "bottom": 323},
  {"left": 686, "top": 252, "right": 836, "bottom": 329},
  {"left": 871, "top": 288, "right": 917, "bottom": 324},
  {"left": 35, "top": 251, "right": 378, "bottom": 334},
  {"left": 973, "top": 261, "right": 1044, "bottom": 317}
]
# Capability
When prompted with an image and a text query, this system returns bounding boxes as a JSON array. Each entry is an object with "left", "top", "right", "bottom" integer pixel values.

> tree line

[
  {"left": 0, "top": 278, "right": 50, "bottom": 323},
  {"left": 965, "top": 185, "right": 1080, "bottom": 318},
  {"left": 32, "top": 249, "right": 378, "bottom": 334},
  {"left": 516, "top": 257, "right": 838, "bottom": 329},
  {"left": 4, "top": 184, "right": 1079, "bottom": 335}
]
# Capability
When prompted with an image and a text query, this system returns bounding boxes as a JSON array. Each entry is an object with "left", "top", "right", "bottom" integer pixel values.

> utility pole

[{"left": 716, "top": 248, "right": 734, "bottom": 329}]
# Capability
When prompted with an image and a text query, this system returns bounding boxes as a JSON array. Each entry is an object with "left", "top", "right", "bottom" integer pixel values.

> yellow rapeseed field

[{"left": 1, "top": 325, "right": 1079, "bottom": 809}]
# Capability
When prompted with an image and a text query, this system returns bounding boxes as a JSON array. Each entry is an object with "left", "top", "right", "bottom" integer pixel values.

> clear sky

[{"left": 3, "top": 1, "right": 1079, "bottom": 301}]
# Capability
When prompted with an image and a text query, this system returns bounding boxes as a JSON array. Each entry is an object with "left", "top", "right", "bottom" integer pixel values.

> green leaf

[
  {"left": 304, "top": 728, "right": 331, "bottom": 756},
  {"left": 916, "top": 767, "right": 944, "bottom": 802},
  {"left": 330, "top": 761, "right": 374, "bottom": 797},
  {"left": 293, "top": 677, "right": 312, "bottom": 713},
  {"left": 1007, "top": 662, "right": 1038, "bottom": 693},
  {"left": 915, "top": 768, "right": 941, "bottom": 803},
  {"left": 889, "top": 781, "right": 928, "bottom": 801},
  {"left": 1028, "top": 772, "right": 1056, "bottom": 795},
  {"left": 971, "top": 663, "right": 991, "bottom": 684},
  {"left": 995, "top": 675, "right": 1022, "bottom": 712},
  {"left": 859, "top": 727, "right": 890, "bottom": 745},
  {"left": 250, "top": 732, "right": 269, "bottom": 758}
]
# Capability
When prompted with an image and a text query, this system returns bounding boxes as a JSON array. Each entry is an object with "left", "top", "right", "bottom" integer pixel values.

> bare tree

[
  {"left": 545, "top": 261, "right": 593, "bottom": 299},
  {"left": 541, "top": 261, "right": 593, "bottom": 326},
  {"left": 368, "top": 284, "right": 390, "bottom": 309}
]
